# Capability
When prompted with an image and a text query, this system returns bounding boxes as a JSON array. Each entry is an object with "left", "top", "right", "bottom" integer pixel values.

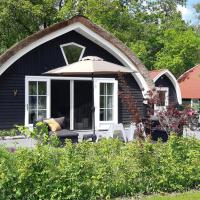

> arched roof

[
  {"left": 178, "top": 64, "right": 200, "bottom": 99},
  {"left": 0, "top": 15, "right": 154, "bottom": 95},
  {"left": 150, "top": 69, "right": 182, "bottom": 104}
]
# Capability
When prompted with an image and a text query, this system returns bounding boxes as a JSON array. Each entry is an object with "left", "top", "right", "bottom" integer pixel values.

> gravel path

[{"left": 0, "top": 138, "right": 37, "bottom": 148}]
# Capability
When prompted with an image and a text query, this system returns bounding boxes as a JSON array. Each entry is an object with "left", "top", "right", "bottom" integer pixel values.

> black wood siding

[
  {"left": 0, "top": 31, "right": 143, "bottom": 129},
  {"left": 118, "top": 74, "right": 144, "bottom": 125},
  {"left": 155, "top": 75, "right": 178, "bottom": 106}
]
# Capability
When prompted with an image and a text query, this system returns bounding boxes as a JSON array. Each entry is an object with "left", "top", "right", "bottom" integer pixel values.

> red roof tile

[
  {"left": 149, "top": 69, "right": 166, "bottom": 80},
  {"left": 178, "top": 64, "right": 200, "bottom": 99}
]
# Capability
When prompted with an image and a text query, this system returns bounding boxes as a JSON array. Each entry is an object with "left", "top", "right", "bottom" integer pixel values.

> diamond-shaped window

[{"left": 61, "top": 43, "right": 85, "bottom": 65}]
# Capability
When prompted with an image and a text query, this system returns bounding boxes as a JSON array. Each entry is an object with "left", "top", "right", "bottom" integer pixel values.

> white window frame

[
  {"left": 60, "top": 42, "right": 86, "bottom": 65},
  {"left": 154, "top": 87, "right": 169, "bottom": 112},
  {"left": 25, "top": 76, "right": 51, "bottom": 128},
  {"left": 94, "top": 78, "right": 118, "bottom": 130}
]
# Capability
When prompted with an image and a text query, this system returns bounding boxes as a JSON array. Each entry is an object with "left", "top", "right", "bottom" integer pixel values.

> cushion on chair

[
  {"left": 53, "top": 117, "right": 67, "bottom": 129},
  {"left": 44, "top": 118, "right": 61, "bottom": 132}
]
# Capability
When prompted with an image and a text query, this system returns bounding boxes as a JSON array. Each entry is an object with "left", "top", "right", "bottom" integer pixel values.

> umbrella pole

[{"left": 92, "top": 73, "right": 95, "bottom": 135}]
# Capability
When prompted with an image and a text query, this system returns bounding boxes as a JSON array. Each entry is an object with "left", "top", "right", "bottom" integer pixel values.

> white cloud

[
  {"left": 177, "top": 5, "right": 192, "bottom": 18},
  {"left": 177, "top": 5, "right": 196, "bottom": 23}
]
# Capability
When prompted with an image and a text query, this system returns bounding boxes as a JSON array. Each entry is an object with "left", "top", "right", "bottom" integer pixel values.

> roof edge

[
  {"left": 153, "top": 69, "right": 182, "bottom": 104},
  {"left": 178, "top": 64, "right": 200, "bottom": 82},
  {"left": 0, "top": 15, "right": 154, "bottom": 89}
]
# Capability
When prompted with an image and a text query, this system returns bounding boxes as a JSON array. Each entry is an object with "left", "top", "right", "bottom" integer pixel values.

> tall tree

[
  {"left": 58, "top": 0, "right": 197, "bottom": 76},
  {"left": 1, "top": 0, "right": 198, "bottom": 77},
  {"left": 0, "top": 0, "right": 58, "bottom": 53},
  {"left": 194, "top": 2, "right": 200, "bottom": 21}
]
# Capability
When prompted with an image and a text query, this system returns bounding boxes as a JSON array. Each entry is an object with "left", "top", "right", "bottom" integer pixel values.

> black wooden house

[{"left": 0, "top": 16, "right": 180, "bottom": 130}]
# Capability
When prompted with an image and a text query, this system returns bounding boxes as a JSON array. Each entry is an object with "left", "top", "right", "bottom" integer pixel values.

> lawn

[{"left": 144, "top": 191, "right": 200, "bottom": 200}]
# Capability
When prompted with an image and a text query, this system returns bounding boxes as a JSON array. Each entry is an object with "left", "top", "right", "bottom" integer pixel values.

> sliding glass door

[{"left": 25, "top": 77, "right": 118, "bottom": 130}]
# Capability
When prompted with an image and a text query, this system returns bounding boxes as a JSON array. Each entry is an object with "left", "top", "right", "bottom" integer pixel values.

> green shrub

[
  {"left": 0, "top": 129, "right": 18, "bottom": 137},
  {"left": 0, "top": 135, "right": 200, "bottom": 199},
  {"left": 17, "top": 122, "right": 60, "bottom": 147}
]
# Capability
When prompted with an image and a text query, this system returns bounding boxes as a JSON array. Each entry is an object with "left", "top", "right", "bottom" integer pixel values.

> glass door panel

[
  {"left": 99, "top": 83, "right": 114, "bottom": 122},
  {"left": 51, "top": 80, "right": 70, "bottom": 129},
  {"left": 94, "top": 79, "right": 118, "bottom": 130},
  {"left": 27, "top": 81, "right": 48, "bottom": 125},
  {"left": 74, "top": 81, "right": 93, "bottom": 130}
]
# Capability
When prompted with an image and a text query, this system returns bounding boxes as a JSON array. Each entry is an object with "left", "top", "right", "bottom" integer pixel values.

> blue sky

[{"left": 177, "top": 0, "right": 199, "bottom": 24}]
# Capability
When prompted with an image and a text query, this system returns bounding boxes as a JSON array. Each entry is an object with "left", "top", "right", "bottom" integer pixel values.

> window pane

[
  {"left": 63, "top": 45, "right": 83, "bottom": 64},
  {"left": 100, "top": 83, "right": 106, "bottom": 95},
  {"left": 100, "top": 96, "right": 106, "bottom": 108},
  {"left": 29, "top": 82, "right": 37, "bottom": 95},
  {"left": 192, "top": 99, "right": 200, "bottom": 110},
  {"left": 29, "top": 96, "right": 37, "bottom": 109},
  {"left": 158, "top": 91, "right": 166, "bottom": 106},
  {"left": 38, "top": 110, "right": 47, "bottom": 119},
  {"left": 38, "top": 82, "right": 46, "bottom": 95},
  {"left": 29, "top": 110, "right": 37, "bottom": 124},
  {"left": 38, "top": 96, "right": 46, "bottom": 109},
  {"left": 107, "top": 83, "right": 113, "bottom": 95},
  {"left": 107, "top": 109, "right": 113, "bottom": 121},
  {"left": 100, "top": 109, "right": 106, "bottom": 121},
  {"left": 107, "top": 96, "right": 113, "bottom": 108}
]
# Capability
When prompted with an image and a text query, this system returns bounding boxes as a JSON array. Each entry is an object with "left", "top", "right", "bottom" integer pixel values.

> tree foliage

[
  {"left": 194, "top": 2, "right": 200, "bottom": 21},
  {"left": 0, "top": 0, "right": 59, "bottom": 53},
  {"left": 0, "top": 0, "right": 199, "bottom": 76}
]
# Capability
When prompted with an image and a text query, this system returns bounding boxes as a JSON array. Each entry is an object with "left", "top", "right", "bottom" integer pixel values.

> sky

[{"left": 177, "top": 0, "right": 199, "bottom": 24}]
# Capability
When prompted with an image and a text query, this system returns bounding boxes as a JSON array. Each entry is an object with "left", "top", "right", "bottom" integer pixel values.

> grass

[
  {"left": 144, "top": 191, "right": 200, "bottom": 200},
  {"left": 117, "top": 190, "right": 200, "bottom": 200}
]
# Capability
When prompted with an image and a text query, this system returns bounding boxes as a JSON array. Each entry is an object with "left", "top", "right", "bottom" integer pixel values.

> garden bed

[{"left": 0, "top": 135, "right": 26, "bottom": 140}]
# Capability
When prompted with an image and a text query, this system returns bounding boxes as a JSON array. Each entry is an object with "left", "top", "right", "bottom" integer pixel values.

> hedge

[{"left": 0, "top": 135, "right": 200, "bottom": 199}]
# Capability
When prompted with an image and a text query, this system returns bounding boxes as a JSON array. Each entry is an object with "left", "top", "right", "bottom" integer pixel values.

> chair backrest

[
  {"left": 107, "top": 124, "right": 115, "bottom": 138},
  {"left": 126, "top": 123, "right": 137, "bottom": 142},
  {"left": 112, "top": 123, "right": 127, "bottom": 142}
]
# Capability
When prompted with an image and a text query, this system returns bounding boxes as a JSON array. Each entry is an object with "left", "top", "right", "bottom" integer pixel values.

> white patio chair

[
  {"left": 96, "top": 123, "right": 127, "bottom": 142},
  {"left": 112, "top": 123, "right": 127, "bottom": 143},
  {"left": 126, "top": 123, "right": 137, "bottom": 142},
  {"left": 95, "top": 124, "right": 114, "bottom": 142}
]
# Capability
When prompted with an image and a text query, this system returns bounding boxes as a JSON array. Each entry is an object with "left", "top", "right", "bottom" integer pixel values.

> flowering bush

[
  {"left": 118, "top": 73, "right": 198, "bottom": 137},
  {"left": 156, "top": 106, "right": 194, "bottom": 135}
]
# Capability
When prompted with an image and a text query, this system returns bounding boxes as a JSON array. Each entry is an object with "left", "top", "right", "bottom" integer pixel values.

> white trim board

[
  {"left": 153, "top": 70, "right": 182, "bottom": 104},
  {"left": 26, "top": 76, "right": 92, "bottom": 81},
  {"left": 0, "top": 22, "right": 149, "bottom": 96}
]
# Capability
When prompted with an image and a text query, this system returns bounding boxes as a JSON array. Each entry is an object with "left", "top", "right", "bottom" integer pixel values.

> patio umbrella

[
  {"left": 45, "top": 56, "right": 134, "bottom": 75},
  {"left": 44, "top": 56, "right": 136, "bottom": 134}
]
